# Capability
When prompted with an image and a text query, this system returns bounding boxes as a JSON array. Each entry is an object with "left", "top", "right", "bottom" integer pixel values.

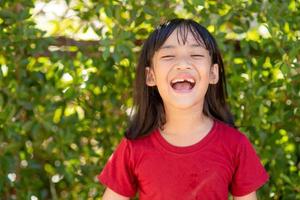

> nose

[{"left": 175, "top": 57, "right": 192, "bottom": 70}]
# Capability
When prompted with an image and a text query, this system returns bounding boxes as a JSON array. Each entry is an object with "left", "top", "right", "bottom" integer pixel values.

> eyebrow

[{"left": 160, "top": 44, "right": 203, "bottom": 49}]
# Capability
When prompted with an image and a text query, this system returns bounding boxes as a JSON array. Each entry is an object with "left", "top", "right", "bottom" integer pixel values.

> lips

[{"left": 170, "top": 74, "right": 196, "bottom": 92}]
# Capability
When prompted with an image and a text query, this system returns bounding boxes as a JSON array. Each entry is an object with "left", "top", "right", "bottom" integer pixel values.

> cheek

[
  {"left": 153, "top": 65, "right": 171, "bottom": 82},
  {"left": 196, "top": 66, "right": 211, "bottom": 79},
  {"left": 155, "top": 75, "right": 169, "bottom": 89}
]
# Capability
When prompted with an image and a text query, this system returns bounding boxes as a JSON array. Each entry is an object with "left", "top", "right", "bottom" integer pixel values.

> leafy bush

[{"left": 0, "top": 0, "right": 299, "bottom": 199}]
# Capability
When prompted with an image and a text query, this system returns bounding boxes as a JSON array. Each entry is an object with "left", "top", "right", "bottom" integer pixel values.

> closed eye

[
  {"left": 191, "top": 55, "right": 204, "bottom": 58},
  {"left": 161, "top": 55, "right": 175, "bottom": 59}
]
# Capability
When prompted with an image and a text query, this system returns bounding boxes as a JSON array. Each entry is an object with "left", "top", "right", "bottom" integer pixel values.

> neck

[{"left": 161, "top": 104, "right": 213, "bottom": 136}]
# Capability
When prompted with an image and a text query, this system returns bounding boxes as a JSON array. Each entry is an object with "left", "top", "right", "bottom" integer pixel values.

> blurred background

[{"left": 0, "top": 0, "right": 299, "bottom": 199}]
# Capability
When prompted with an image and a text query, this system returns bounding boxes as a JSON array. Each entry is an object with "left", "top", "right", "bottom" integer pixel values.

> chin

[{"left": 168, "top": 100, "right": 203, "bottom": 110}]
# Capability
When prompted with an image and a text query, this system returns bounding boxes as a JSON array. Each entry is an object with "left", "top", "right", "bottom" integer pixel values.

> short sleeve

[
  {"left": 230, "top": 134, "right": 269, "bottom": 196},
  {"left": 98, "top": 138, "right": 137, "bottom": 197}
]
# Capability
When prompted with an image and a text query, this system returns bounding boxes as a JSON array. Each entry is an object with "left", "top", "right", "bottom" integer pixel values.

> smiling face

[{"left": 146, "top": 28, "right": 219, "bottom": 111}]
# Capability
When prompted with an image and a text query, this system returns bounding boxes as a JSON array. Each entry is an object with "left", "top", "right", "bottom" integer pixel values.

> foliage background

[{"left": 0, "top": 0, "right": 299, "bottom": 199}]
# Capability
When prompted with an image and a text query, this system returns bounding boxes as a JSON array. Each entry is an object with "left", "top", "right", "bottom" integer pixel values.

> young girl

[{"left": 98, "top": 18, "right": 269, "bottom": 200}]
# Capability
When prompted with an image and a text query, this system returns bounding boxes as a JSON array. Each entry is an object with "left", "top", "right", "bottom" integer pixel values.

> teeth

[
  {"left": 171, "top": 79, "right": 184, "bottom": 84},
  {"left": 186, "top": 78, "right": 195, "bottom": 83},
  {"left": 171, "top": 78, "right": 195, "bottom": 84}
]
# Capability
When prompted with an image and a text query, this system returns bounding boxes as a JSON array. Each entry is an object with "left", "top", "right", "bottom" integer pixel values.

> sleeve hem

[
  {"left": 98, "top": 174, "right": 136, "bottom": 198},
  {"left": 231, "top": 173, "right": 269, "bottom": 196}
]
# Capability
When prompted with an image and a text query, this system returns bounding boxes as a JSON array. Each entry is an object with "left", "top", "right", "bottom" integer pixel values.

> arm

[
  {"left": 233, "top": 191, "right": 257, "bottom": 200},
  {"left": 102, "top": 187, "right": 130, "bottom": 200}
]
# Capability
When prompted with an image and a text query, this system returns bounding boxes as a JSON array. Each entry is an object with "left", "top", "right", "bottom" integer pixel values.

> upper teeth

[{"left": 171, "top": 78, "right": 195, "bottom": 84}]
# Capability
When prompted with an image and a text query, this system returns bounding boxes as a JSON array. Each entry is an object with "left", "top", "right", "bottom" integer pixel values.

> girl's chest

[{"left": 134, "top": 149, "right": 235, "bottom": 199}]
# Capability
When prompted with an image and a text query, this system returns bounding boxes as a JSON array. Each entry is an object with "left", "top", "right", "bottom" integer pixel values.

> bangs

[{"left": 175, "top": 23, "right": 207, "bottom": 49}]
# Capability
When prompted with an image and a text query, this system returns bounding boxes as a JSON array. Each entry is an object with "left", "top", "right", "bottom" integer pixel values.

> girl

[{"left": 98, "top": 18, "right": 269, "bottom": 200}]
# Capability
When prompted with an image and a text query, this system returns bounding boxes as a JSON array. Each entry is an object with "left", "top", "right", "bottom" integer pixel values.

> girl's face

[{"left": 146, "top": 28, "right": 219, "bottom": 111}]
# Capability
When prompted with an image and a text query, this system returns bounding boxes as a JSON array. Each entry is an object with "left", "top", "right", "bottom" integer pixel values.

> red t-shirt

[{"left": 98, "top": 120, "right": 269, "bottom": 199}]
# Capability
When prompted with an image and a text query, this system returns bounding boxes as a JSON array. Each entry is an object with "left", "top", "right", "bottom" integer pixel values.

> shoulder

[
  {"left": 123, "top": 129, "right": 157, "bottom": 151},
  {"left": 107, "top": 132, "right": 156, "bottom": 169},
  {"left": 215, "top": 120, "right": 251, "bottom": 149},
  {"left": 120, "top": 130, "right": 158, "bottom": 168},
  {"left": 215, "top": 120, "right": 261, "bottom": 161}
]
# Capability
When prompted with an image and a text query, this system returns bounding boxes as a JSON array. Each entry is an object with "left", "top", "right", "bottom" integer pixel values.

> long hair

[{"left": 125, "top": 18, "right": 234, "bottom": 139}]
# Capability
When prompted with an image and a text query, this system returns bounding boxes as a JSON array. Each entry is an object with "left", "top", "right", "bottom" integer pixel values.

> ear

[
  {"left": 209, "top": 64, "right": 219, "bottom": 84},
  {"left": 145, "top": 67, "right": 156, "bottom": 86}
]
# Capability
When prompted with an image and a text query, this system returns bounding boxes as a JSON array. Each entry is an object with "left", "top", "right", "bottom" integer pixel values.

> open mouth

[{"left": 170, "top": 78, "right": 196, "bottom": 91}]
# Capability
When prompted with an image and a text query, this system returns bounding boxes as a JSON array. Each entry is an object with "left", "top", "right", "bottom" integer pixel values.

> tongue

[{"left": 172, "top": 82, "right": 192, "bottom": 90}]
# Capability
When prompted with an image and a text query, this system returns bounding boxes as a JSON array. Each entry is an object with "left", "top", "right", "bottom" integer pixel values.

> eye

[
  {"left": 191, "top": 54, "right": 204, "bottom": 59},
  {"left": 161, "top": 55, "right": 175, "bottom": 60}
]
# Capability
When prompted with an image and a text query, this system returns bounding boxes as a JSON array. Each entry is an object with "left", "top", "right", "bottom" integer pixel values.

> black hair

[{"left": 125, "top": 18, "right": 234, "bottom": 139}]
